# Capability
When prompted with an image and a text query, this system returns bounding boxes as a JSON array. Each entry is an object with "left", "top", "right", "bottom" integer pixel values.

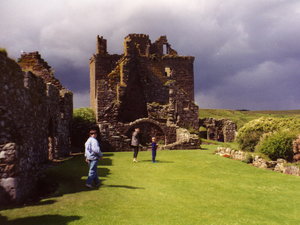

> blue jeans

[
  {"left": 86, "top": 160, "right": 99, "bottom": 186},
  {"left": 152, "top": 150, "right": 156, "bottom": 162}
]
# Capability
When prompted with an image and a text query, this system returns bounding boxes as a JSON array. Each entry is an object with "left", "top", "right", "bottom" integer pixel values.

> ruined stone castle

[
  {"left": 0, "top": 51, "right": 73, "bottom": 204},
  {"left": 90, "top": 34, "right": 200, "bottom": 150}
]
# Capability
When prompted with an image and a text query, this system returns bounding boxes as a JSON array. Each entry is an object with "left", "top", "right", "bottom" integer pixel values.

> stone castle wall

[
  {"left": 0, "top": 51, "right": 72, "bottom": 204},
  {"left": 199, "top": 118, "right": 237, "bottom": 142}
]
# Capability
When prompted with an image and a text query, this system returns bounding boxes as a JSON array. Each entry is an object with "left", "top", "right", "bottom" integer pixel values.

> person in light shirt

[{"left": 85, "top": 129, "right": 103, "bottom": 188}]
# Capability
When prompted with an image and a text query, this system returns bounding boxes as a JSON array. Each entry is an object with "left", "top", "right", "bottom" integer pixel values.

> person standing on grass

[
  {"left": 131, "top": 128, "right": 140, "bottom": 162},
  {"left": 85, "top": 129, "right": 103, "bottom": 188},
  {"left": 151, "top": 137, "right": 158, "bottom": 163}
]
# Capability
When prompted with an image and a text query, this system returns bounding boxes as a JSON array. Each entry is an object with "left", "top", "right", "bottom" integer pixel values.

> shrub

[
  {"left": 237, "top": 130, "right": 264, "bottom": 152},
  {"left": 71, "top": 108, "right": 96, "bottom": 149},
  {"left": 256, "top": 130, "right": 297, "bottom": 161},
  {"left": 199, "top": 126, "right": 207, "bottom": 132},
  {"left": 236, "top": 117, "right": 300, "bottom": 151},
  {"left": 73, "top": 107, "right": 96, "bottom": 123},
  {"left": 0, "top": 48, "right": 7, "bottom": 56}
]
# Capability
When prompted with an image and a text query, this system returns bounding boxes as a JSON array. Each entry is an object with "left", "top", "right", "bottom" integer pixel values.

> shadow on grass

[
  {"left": 101, "top": 157, "right": 113, "bottom": 166},
  {"left": 102, "top": 185, "right": 145, "bottom": 189},
  {"left": 2, "top": 199, "right": 57, "bottom": 210},
  {"left": 140, "top": 160, "right": 174, "bottom": 163},
  {"left": 102, "top": 153, "right": 114, "bottom": 157},
  {"left": 1, "top": 152, "right": 143, "bottom": 211},
  {"left": 0, "top": 214, "right": 81, "bottom": 225},
  {"left": 46, "top": 154, "right": 113, "bottom": 198},
  {"left": 0, "top": 156, "right": 111, "bottom": 210}
]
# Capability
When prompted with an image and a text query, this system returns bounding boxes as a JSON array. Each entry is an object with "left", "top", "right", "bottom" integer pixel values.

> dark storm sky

[{"left": 1, "top": 0, "right": 300, "bottom": 110}]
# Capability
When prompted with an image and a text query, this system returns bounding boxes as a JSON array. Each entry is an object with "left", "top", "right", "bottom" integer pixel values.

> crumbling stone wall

[
  {"left": 18, "top": 52, "right": 73, "bottom": 158},
  {"left": 292, "top": 135, "right": 300, "bottom": 161},
  {"left": 0, "top": 51, "right": 72, "bottom": 204},
  {"left": 293, "top": 135, "right": 300, "bottom": 154},
  {"left": 90, "top": 34, "right": 199, "bottom": 151},
  {"left": 199, "top": 118, "right": 237, "bottom": 142}
]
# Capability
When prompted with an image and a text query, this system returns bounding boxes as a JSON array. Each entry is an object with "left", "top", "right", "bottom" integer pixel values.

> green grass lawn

[
  {"left": 199, "top": 108, "right": 300, "bottom": 128},
  {"left": 1, "top": 146, "right": 300, "bottom": 225}
]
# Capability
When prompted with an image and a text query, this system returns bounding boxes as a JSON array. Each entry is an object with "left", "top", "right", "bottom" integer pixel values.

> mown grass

[
  {"left": 199, "top": 108, "right": 300, "bottom": 128},
  {"left": 1, "top": 147, "right": 300, "bottom": 225}
]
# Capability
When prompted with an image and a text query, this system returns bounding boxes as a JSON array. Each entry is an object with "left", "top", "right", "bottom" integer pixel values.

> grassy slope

[
  {"left": 199, "top": 109, "right": 300, "bottom": 128},
  {"left": 1, "top": 147, "right": 300, "bottom": 225}
]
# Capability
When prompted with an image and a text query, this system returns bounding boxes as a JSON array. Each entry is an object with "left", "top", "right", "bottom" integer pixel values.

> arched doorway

[{"left": 125, "top": 119, "right": 166, "bottom": 145}]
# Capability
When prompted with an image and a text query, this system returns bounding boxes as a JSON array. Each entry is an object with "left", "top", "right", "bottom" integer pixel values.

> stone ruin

[
  {"left": 0, "top": 51, "right": 73, "bottom": 204},
  {"left": 90, "top": 34, "right": 200, "bottom": 151},
  {"left": 199, "top": 118, "right": 237, "bottom": 142},
  {"left": 293, "top": 135, "right": 300, "bottom": 161}
]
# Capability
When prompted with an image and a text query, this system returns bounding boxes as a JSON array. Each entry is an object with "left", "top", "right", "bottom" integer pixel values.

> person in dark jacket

[
  {"left": 131, "top": 128, "right": 140, "bottom": 162},
  {"left": 151, "top": 137, "right": 158, "bottom": 163}
]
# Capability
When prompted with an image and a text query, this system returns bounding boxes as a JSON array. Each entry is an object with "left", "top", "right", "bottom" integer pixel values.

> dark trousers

[
  {"left": 132, "top": 146, "right": 139, "bottom": 158},
  {"left": 152, "top": 150, "right": 156, "bottom": 162}
]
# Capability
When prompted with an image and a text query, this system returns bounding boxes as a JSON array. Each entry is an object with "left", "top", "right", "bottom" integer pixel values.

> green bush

[
  {"left": 71, "top": 108, "right": 96, "bottom": 149},
  {"left": 236, "top": 117, "right": 300, "bottom": 151},
  {"left": 199, "top": 126, "right": 207, "bottom": 132},
  {"left": 256, "top": 130, "right": 297, "bottom": 161},
  {"left": 73, "top": 107, "right": 96, "bottom": 122},
  {"left": 0, "top": 48, "right": 7, "bottom": 56}
]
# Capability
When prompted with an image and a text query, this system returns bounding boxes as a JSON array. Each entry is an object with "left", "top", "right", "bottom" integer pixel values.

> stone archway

[{"left": 124, "top": 118, "right": 166, "bottom": 145}]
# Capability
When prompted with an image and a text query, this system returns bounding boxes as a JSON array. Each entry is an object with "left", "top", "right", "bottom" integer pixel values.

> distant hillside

[{"left": 199, "top": 109, "right": 300, "bottom": 129}]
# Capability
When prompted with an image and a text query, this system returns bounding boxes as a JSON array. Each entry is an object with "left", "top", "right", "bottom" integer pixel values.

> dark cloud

[{"left": 1, "top": 0, "right": 300, "bottom": 110}]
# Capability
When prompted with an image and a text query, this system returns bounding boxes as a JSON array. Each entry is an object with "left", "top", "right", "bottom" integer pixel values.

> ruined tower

[{"left": 90, "top": 34, "right": 199, "bottom": 151}]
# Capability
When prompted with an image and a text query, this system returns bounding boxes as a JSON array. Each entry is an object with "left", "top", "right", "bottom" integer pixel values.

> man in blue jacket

[{"left": 85, "top": 129, "right": 103, "bottom": 188}]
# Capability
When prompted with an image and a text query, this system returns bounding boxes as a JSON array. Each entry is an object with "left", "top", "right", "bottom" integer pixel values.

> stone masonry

[
  {"left": 292, "top": 135, "right": 300, "bottom": 161},
  {"left": 90, "top": 34, "right": 200, "bottom": 151},
  {"left": 199, "top": 118, "right": 237, "bottom": 142},
  {"left": 0, "top": 51, "right": 73, "bottom": 204}
]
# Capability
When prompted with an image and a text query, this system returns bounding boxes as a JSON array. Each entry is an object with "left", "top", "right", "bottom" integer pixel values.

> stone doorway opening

[
  {"left": 125, "top": 120, "right": 166, "bottom": 146},
  {"left": 48, "top": 118, "right": 55, "bottom": 160}
]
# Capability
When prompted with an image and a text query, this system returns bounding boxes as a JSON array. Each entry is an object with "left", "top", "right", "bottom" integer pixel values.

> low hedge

[
  {"left": 256, "top": 130, "right": 297, "bottom": 161},
  {"left": 236, "top": 117, "right": 300, "bottom": 151}
]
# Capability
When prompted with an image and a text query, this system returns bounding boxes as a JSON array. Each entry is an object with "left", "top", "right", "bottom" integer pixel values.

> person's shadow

[
  {"left": 45, "top": 154, "right": 112, "bottom": 198},
  {"left": 140, "top": 159, "right": 174, "bottom": 163},
  {"left": 0, "top": 214, "right": 81, "bottom": 225}
]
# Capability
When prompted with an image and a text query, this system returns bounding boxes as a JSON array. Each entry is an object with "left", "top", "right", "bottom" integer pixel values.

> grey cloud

[{"left": 1, "top": 0, "right": 300, "bottom": 109}]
